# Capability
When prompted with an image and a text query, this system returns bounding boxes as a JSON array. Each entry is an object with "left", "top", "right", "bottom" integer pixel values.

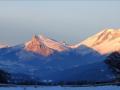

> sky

[{"left": 0, "top": 0, "right": 120, "bottom": 45}]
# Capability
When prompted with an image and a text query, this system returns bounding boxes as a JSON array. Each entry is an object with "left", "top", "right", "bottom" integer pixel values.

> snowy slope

[
  {"left": 38, "top": 35, "right": 69, "bottom": 51},
  {"left": 25, "top": 35, "right": 69, "bottom": 56},
  {"left": 71, "top": 29, "right": 120, "bottom": 54},
  {"left": 25, "top": 35, "right": 54, "bottom": 56}
]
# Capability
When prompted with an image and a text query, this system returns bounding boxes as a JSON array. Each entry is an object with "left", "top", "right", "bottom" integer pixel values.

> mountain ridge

[
  {"left": 70, "top": 29, "right": 120, "bottom": 54},
  {"left": 0, "top": 28, "right": 119, "bottom": 56},
  {"left": 0, "top": 28, "right": 119, "bottom": 83}
]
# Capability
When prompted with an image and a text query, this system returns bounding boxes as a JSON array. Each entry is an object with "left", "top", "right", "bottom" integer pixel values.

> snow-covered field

[{"left": 0, "top": 86, "right": 120, "bottom": 90}]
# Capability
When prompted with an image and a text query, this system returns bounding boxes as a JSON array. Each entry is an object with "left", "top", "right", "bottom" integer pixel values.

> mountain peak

[
  {"left": 78, "top": 28, "right": 120, "bottom": 54},
  {"left": 31, "top": 34, "right": 50, "bottom": 44},
  {"left": 25, "top": 34, "right": 69, "bottom": 56},
  {"left": 25, "top": 35, "right": 54, "bottom": 56},
  {"left": 100, "top": 28, "right": 120, "bottom": 36},
  {"left": 95, "top": 29, "right": 120, "bottom": 45}
]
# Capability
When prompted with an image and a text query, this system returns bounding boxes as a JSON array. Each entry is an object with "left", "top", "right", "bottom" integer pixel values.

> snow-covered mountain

[
  {"left": 0, "top": 29, "right": 119, "bottom": 83},
  {"left": 25, "top": 35, "right": 54, "bottom": 56},
  {"left": 71, "top": 29, "right": 120, "bottom": 54},
  {"left": 25, "top": 35, "right": 69, "bottom": 56}
]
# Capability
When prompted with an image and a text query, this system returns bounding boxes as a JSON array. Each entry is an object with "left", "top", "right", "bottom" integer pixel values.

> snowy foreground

[{"left": 0, "top": 86, "right": 120, "bottom": 90}]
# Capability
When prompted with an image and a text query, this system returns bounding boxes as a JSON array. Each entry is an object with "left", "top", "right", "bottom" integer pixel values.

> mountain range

[{"left": 0, "top": 28, "right": 120, "bottom": 83}]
